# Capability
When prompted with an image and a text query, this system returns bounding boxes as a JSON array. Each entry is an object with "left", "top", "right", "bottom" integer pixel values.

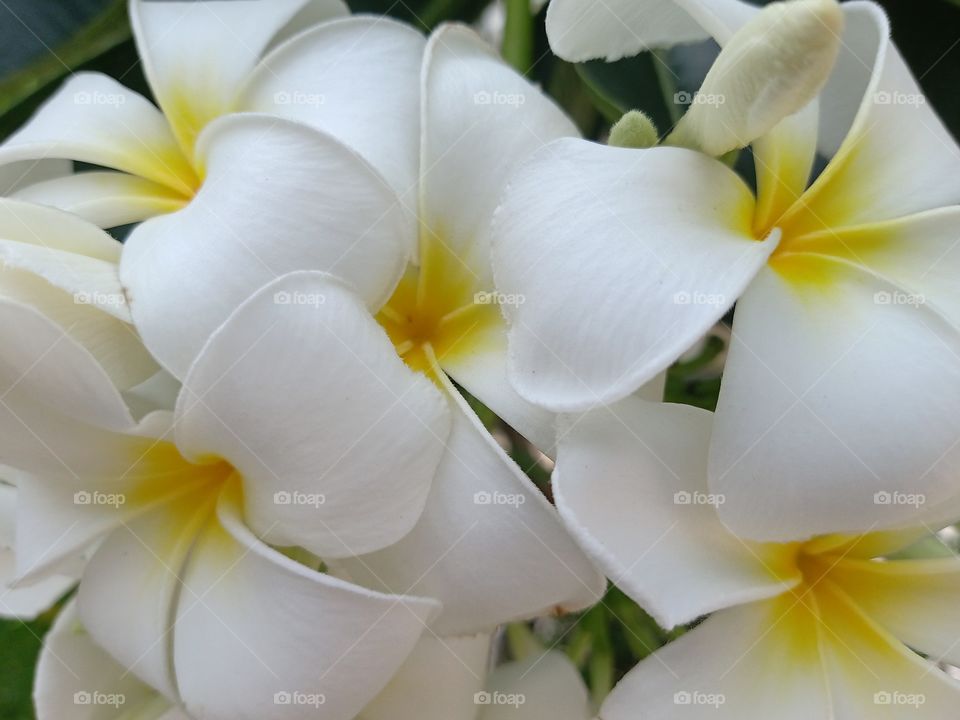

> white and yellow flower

[
  {"left": 555, "top": 396, "right": 960, "bottom": 718},
  {"left": 492, "top": 0, "right": 960, "bottom": 540}
]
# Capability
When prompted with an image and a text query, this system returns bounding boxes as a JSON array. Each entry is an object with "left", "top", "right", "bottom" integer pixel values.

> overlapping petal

[
  {"left": 492, "top": 139, "right": 774, "bottom": 412},
  {"left": 173, "top": 482, "right": 439, "bottom": 720},
  {"left": 710, "top": 262, "right": 960, "bottom": 541},
  {"left": 121, "top": 114, "right": 410, "bottom": 379},
  {"left": 175, "top": 272, "right": 450, "bottom": 559},
  {"left": 554, "top": 397, "right": 799, "bottom": 629},
  {"left": 337, "top": 366, "right": 604, "bottom": 635}
]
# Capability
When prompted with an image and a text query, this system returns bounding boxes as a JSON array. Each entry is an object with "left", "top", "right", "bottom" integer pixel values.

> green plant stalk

[
  {"left": 0, "top": 0, "right": 131, "bottom": 119},
  {"left": 502, "top": 0, "right": 534, "bottom": 74}
]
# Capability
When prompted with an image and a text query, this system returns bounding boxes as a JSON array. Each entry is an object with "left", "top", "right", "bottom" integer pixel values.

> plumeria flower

[
  {"left": 36, "top": 616, "right": 591, "bottom": 720},
  {"left": 3, "top": 269, "right": 454, "bottom": 720},
  {"left": 493, "top": 0, "right": 960, "bottom": 540},
  {"left": 0, "top": 1, "right": 432, "bottom": 381},
  {"left": 554, "top": 396, "right": 960, "bottom": 718}
]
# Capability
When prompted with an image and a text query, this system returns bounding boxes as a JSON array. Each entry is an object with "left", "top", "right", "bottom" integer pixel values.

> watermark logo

[
  {"left": 674, "top": 91, "right": 726, "bottom": 107},
  {"left": 273, "top": 91, "right": 325, "bottom": 107},
  {"left": 873, "top": 290, "right": 924, "bottom": 308},
  {"left": 674, "top": 490, "right": 725, "bottom": 507},
  {"left": 274, "top": 290, "right": 326, "bottom": 307},
  {"left": 874, "top": 491, "right": 925, "bottom": 509},
  {"left": 874, "top": 91, "right": 925, "bottom": 107},
  {"left": 474, "top": 291, "right": 525, "bottom": 307},
  {"left": 674, "top": 691, "right": 725, "bottom": 707},
  {"left": 274, "top": 491, "right": 326, "bottom": 508},
  {"left": 74, "top": 290, "right": 125, "bottom": 308},
  {"left": 273, "top": 691, "right": 326, "bottom": 708},
  {"left": 474, "top": 691, "right": 526, "bottom": 708},
  {"left": 673, "top": 291, "right": 726, "bottom": 307},
  {"left": 874, "top": 691, "right": 926, "bottom": 707},
  {"left": 474, "top": 490, "right": 526, "bottom": 508},
  {"left": 473, "top": 90, "right": 526, "bottom": 107},
  {"left": 74, "top": 691, "right": 125, "bottom": 708},
  {"left": 74, "top": 91, "right": 125, "bottom": 108},
  {"left": 74, "top": 490, "right": 125, "bottom": 508}
]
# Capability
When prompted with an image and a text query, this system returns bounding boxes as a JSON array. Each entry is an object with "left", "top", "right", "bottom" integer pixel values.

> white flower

[
  {"left": 0, "top": 1, "right": 429, "bottom": 381},
  {"left": 492, "top": 0, "right": 960, "bottom": 540},
  {"left": 4, "top": 270, "right": 450, "bottom": 720},
  {"left": 554, "top": 396, "right": 960, "bottom": 718}
]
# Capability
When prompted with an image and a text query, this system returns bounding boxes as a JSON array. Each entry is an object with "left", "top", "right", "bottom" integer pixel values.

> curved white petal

[
  {"left": 600, "top": 598, "right": 832, "bottom": 719},
  {"left": 0, "top": 73, "right": 195, "bottom": 195},
  {"left": 0, "top": 159, "right": 72, "bottom": 194},
  {"left": 78, "top": 486, "right": 217, "bottom": 698},
  {"left": 129, "top": 0, "right": 312, "bottom": 156},
  {"left": 360, "top": 633, "right": 491, "bottom": 720},
  {"left": 795, "top": 2, "right": 960, "bottom": 229},
  {"left": 420, "top": 24, "right": 578, "bottom": 286},
  {"left": 0, "top": 484, "right": 74, "bottom": 620},
  {"left": 492, "top": 140, "right": 772, "bottom": 412},
  {"left": 440, "top": 317, "right": 556, "bottom": 452},
  {"left": 711, "top": 261, "right": 960, "bottom": 541},
  {"left": 121, "top": 114, "right": 409, "bottom": 379},
  {"left": 545, "top": 0, "right": 756, "bottom": 62},
  {"left": 555, "top": 397, "right": 799, "bottom": 630},
  {"left": 828, "top": 556, "right": 960, "bottom": 667},
  {"left": 240, "top": 17, "right": 425, "bottom": 231},
  {"left": 337, "top": 368, "right": 604, "bottom": 635},
  {"left": 175, "top": 273, "right": 450, "bottom": 559},
  {"left": 173, "top": 481, "right": 439, "bottom": 720},
  {"left": 13, "top": 171, "right": 187, "bottom": 228},
  {"left": 34, "top": 600, "right": 185, "bottom": 720}
]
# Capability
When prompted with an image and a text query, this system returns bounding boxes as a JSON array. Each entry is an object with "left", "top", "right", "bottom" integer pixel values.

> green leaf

[{"left": 0, "top": 0, "right": 130, "bottom": 126}]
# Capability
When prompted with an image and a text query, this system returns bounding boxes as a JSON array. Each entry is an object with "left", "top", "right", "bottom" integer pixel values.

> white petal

[
  {"left": 360, "top": 633, "right": 491, "bottom": 720},
  {"left": 0, "top": 73, "right": 195, "bottom": 195},
  {"left": 121, "top": 114, "right": 409, "bottom": 379},
  {"left": 827, "top": 556, "right": 960, "bottom": 666},
  {"left": 240, "top": 17, "right": 425, "bottom": 229},
  {"left": 174, "top": 481, "right": 440, "bottom": 720},
  {"left": 13, "top": 171, "right": 187, "bottom": 228},
  {"left": 129, "top": 0, "right": 312, "bottom": 156},
  {"left": 78, "top": 486, "right": 218, "bottom": 698},
  {"left": 441, "top": 317, "right": 557, "bottom": 452},
  {"left": 479, "top": 652, "right": 591, "bottom": 720},
  {"left": 492, "top": 140, "right": 772, "bottom": 412},
  {"left": 336, "top": 368, "right": 604, "bottom": 635},
  {"left": 555, "top": 397, "right": 798, "bottom": 630},
  {"left": 0, "top": 485, "right": 74, "bottom": 620},
  {"left": 0, "top": 159, "right": 72, "bottom": 194},
  {"left": 175, "top": 272, "right": 450, "bottom": 559},
  {"left": 798, "top": 2, "right": 960, "bottom": 227},
  {"left": 600, "top": 598, "right": 832, "bottom": 719},
  {"left": 711, "top": 262, "right": 960, "bottom": 541},
  {"left": 421, "top": 25, "right": 578, "bottom": 287},
  {"left": 545, "top": 0, "right": 756, "bottom": 62},
  {"left": 34, "top": 600, "right": 183, "bottom": 720}
]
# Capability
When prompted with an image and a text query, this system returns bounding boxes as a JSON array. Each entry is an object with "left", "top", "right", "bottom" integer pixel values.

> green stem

[
  {"left": 502, "top": 0, "right": 534, "bottom": 74},
  {"left": 651, "top": 49, "right": 682, "bottom": 125}
]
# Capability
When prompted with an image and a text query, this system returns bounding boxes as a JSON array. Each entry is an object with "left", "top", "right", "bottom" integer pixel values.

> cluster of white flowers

[{"left": 0, "top": 0, "right": 957, "bottom": 718}]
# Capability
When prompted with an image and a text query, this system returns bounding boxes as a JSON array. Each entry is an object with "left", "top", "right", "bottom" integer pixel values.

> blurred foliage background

[{"left": 0, "top": 0, "right": 957, "bottom": 717}]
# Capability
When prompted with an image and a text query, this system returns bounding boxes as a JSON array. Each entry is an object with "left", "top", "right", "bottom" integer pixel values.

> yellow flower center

[{"left": 376, "top": 233, "right": 501, "bottom": 378}]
